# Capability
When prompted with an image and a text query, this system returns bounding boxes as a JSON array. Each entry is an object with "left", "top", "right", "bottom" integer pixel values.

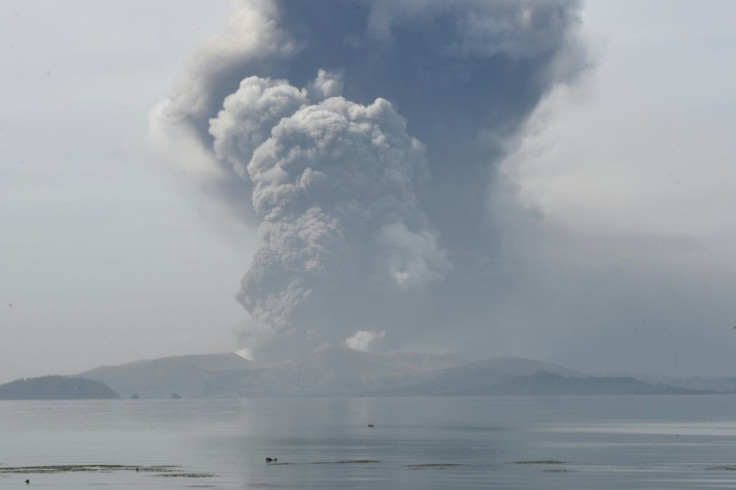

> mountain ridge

[
  {"left": 73, "top": 347, "right": 715, "bottom": 398},
  {"left": 0, "top": 375, "right": 120, "bottom": 400}
]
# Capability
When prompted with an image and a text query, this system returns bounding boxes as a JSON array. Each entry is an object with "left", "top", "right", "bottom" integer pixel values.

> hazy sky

[{"left": 2, "top": 1, "right": 735, "bottom": 383}]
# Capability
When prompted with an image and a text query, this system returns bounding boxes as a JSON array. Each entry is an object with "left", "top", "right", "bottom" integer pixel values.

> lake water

[{"left": 2, "top": 396, "right": 736, "bottom": 489}]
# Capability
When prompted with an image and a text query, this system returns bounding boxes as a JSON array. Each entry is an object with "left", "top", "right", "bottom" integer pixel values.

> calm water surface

[{"left": 2, "top": 396, "right": 736, "bottom": 489}]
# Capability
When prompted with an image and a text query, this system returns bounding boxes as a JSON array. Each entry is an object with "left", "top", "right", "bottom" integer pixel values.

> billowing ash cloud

[
  {"left": 152, "top": 0, "right": 584, "bottom": 359},
  {"left": 210, "top": 74, "right": 448, "bottom": 353}
]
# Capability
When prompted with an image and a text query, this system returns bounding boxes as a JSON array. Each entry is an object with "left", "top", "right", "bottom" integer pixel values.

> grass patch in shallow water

[
  {"left": 152, "top": 473, "right": 215, "bottom": 478},
  {"left": 404, "top": 463, "right": 463, "bottom": 469},
  {"left": 267, "top": 460, "right": 380, "bottom": 466},
  {"left": 0, "top": 464, "right": 179, "bottom": 474},
  {"left": 311, "top": 460, "right": 380, "bottom": 465},
  {"left": 0, "top": 464, "right": 216, "bottom": 479},
  {"left": 510, "top": 460, "right": 567, "bottom": 465}
]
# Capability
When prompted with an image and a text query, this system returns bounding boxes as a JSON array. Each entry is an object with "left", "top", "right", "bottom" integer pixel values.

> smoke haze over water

[{"left": 151, "top": 0, "right": 585, "bottom": 359}]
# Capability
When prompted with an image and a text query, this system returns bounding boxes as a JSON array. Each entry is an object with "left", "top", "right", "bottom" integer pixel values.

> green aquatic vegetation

[
  {"left": 266, "top": 460, "right": 380, "bottom": 466},
  {"left": 310, "top": 460, "right": 381, "bottom": 465},
  {"left": 510, "top": 460, "right": 567, "bottom": 465},
  {"left": 152, "top": 473, "right": 215, "bottom": 478},
  {"left": 404, "top": 463, "right": 463, "bottom": 469},
  {"left": 0, "top": 464, "right": 180, "bottom": 474}
]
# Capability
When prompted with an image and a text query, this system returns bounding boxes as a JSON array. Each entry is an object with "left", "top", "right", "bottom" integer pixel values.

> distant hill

[
  {"left": 80, "top": 348, "right": 463, "bottom": 398},
  {"left": 76, "top": 348, "right": 710, "bottom": 398},
  {"left": 256, "top": 346, "right": 450, "bottom": 396},
  {"left": 0, "top": 376, "right": 120, "bottom": 400},
  {"left": 486, "top": 371, "right": 707, "bottom": 396},
  {"left": 662, "top": 377, "right": 736, "bottom": 394},
  {"left": 391, "top": 357, "right": 581, "bottom": 396},
  {"left": 381, "top": 352, "right": 467, "bottom": 372},
  {"left": 81, "top": 353, "right": 253, "bottom": 399}
]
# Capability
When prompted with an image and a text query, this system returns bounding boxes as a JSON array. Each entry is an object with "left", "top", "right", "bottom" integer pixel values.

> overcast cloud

[{"left": 1, "top": 0, "right": 736, "bottom": 382}]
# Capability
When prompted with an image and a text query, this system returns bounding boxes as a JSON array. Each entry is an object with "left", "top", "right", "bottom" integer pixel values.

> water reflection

[{"left": 1, "top": 396, "right": 736, "bottom": 489}]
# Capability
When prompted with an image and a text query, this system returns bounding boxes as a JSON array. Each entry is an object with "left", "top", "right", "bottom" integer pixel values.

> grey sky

[
  {"left": 1, "top": 1, "right": 735, "bottom": 382},
  {"left": 0, "top": 0, "right": 259, "bottom": 382}
]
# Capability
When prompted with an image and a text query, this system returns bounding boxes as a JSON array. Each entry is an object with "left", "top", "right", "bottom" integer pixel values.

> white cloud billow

[{"left": 345, "top": 330, "right": 386, "bottom": 352}]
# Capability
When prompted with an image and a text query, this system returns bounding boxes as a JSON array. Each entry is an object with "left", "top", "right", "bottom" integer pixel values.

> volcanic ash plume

[
  {"left": 152, "top": 0, "right": 584, "bottom": 359},
  {"left": 207, "top": 72, "right": 448, "bottom": 356}
]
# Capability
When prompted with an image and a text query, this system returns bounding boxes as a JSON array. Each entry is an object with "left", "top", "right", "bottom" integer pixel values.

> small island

[{"left": 0, "top": 376, "right": 120, "bottom": 400}]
